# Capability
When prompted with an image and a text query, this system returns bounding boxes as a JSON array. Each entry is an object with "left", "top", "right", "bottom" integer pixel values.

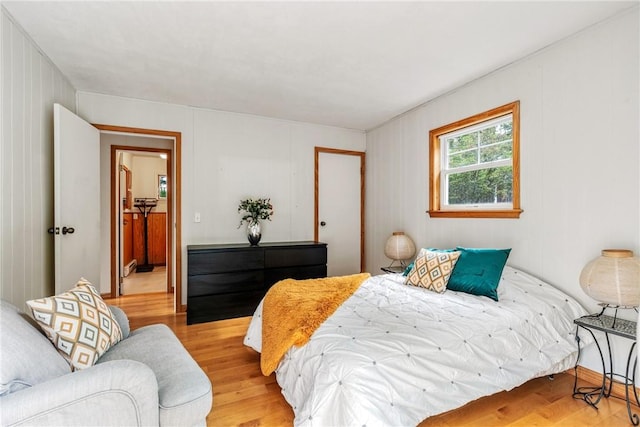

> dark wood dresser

[{"left": 187, "top": 241, "right": 327, "bottom": 324}]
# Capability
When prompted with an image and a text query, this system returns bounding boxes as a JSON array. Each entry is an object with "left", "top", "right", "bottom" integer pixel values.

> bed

[{"left": 243, "top": 265, "right": 589, "bottom": 426}]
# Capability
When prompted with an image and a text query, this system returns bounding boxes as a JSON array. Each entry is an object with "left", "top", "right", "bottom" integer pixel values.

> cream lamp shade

[
  {"left": 579, "top": 249, "right": 640, "bottom": 307},
  {"left": 384, "top": 232, "right": 416, "bottom": 267}
]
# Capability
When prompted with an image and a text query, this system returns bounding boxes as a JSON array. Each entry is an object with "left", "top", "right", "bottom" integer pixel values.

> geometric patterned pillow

[
  {"left": 26, "top": 279, "right": 123, "bottom": 371},
  {"left": 405, "top": 249, "right": 461, "bottom": 293}
]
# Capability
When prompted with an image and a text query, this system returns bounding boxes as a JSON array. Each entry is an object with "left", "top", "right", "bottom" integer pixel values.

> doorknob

[
  {"left": 62, "top": 226, "right": 75, "bottom": 235},
  {"left": 320, "top": 221, "right": 326, "bottom": 227},
  {"left": 47, "top": 227, "right": 60, "bottom": 235}
]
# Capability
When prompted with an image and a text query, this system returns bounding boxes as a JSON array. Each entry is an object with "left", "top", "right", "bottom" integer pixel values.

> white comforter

[{"left": 244, "top": 266, "right": 589, "bottom": 426}]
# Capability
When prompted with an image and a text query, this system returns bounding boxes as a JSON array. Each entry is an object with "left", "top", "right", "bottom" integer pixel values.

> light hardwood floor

[
  {"left": 105, "top": 292, "right": 636, "bottom": 426},
  {"left": 121, "top": 265, "right": 166, "bottom": 295}
]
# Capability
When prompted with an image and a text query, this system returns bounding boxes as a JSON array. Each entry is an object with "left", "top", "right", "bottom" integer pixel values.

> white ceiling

[{"left": 3, "top": 1, "right": 636, "bottom": 130}]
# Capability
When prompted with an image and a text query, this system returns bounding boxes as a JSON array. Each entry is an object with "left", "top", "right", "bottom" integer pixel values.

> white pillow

[
  {"left": 26, "top": 279, "right": 123, "bottom": 370},
  {"left": 405, "top": 249, "right": 461, "bottom": 293}
]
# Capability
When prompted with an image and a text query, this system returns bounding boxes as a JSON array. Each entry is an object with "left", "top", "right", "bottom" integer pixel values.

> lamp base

[{"left": 388, "top": 260, "right": 408, "bottom": 269}]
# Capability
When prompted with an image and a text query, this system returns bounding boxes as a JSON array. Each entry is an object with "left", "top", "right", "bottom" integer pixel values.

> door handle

[
  {"left": 320, "top": 221, "right": 326, "bottom": 227},
  {"left": 62, "top": 226, "right": 75, "bottom": 235},
  {"left": 47, "top": 227, "right": 60, "bottom": 235}
]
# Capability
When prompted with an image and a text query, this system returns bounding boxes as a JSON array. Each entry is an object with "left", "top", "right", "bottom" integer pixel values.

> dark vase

[{"left": 247, "top": 221, "right": 261, "bottom": 246}]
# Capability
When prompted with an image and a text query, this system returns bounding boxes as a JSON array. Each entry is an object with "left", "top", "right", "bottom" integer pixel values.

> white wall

[
  {"left": 130, "top": 156, "right": 167, "bottom": 212},
  {"left": 366, "top": 8, "right": 639, "bottom": 373},
  {"left": 77, "top": 93, "right": 366, "bottom": 303},
  {"left": 0, "top": 8, "right": 76, "bottom": 307}
]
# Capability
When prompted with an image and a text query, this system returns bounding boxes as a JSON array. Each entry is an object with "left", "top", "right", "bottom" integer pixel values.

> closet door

[{"left": 315, "top": 147, "right": 365, "bottom": 276}]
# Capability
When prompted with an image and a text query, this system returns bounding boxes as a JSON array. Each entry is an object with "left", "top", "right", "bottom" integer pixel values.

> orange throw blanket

[{"left": 260, "top": 273, "right": 371, "bottom": 376}]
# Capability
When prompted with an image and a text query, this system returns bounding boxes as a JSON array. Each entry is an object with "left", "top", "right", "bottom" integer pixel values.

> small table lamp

[
  {"left": 384, "top": 232, "right": 416, "bottom": 268},
  {"left": 579, "top": 249, "right": 640, "bottom": 308}
]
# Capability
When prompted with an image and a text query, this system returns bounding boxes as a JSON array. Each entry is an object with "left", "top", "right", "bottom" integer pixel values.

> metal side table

[
  {"left": 380, "top": 266, "right": 405, "bottom": 274},
  {"left": 573, "top": 311, "right": 639, "bottom": 425}
]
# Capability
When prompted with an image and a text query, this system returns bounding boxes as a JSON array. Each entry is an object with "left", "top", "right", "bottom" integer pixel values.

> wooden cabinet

[
  {"left": 133, "top": 212, "right": 166, "bottom": 265},
  {"left": 148, "top": 213, "right": 166, "bottom": 265},
  {"left": 187, "top": 241, "right": 327, "bottom": 324}
]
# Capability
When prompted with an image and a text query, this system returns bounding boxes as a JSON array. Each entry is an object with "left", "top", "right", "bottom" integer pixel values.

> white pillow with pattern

[
  {"left": 405, "top": 249, "right": 461, "bottom": 293},
  {"left": 26, "top": 279, "right": 123, "bottom": 370}
]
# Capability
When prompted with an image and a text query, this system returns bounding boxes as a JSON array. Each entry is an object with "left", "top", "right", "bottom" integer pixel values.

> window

[
  {"left": 428, "top": 101, "right": 522, "bottom": 218},
  {"left": 158, "top": 174, "right": 167, "bottom": 199}
]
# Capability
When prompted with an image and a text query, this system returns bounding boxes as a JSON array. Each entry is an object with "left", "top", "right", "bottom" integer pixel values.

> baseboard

[
  {"left": 567, "top": 365, "right": 640, "bottom": 403},
  {"left": 123, "top": 259, "right": 137, "bottom": 277}
]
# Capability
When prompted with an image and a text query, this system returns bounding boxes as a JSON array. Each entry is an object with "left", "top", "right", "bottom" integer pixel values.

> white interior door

[
  {"left": 53, "top": 103, "right": 101, "bottom": 294},
  {"left": 317, "top": 150, "right": 363, "bottom": 276}
]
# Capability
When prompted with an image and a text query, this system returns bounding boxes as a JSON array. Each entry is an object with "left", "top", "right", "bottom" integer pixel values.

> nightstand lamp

[
  {"left": 579, "top": 249, "right": 640, "bottom": 308},
  {"left": 384, "top": 232, "right": 416, "bottom": 268},
  {"left": 574, "top": 249, "right": 639, "bottom": 423}
]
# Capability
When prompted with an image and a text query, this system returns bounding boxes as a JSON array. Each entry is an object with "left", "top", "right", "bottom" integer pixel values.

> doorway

[
  {"left": 117, "top": 148, "right": 169, "bottom": 295},
  {"left": 96, "top": 124, "right": 184, "bottom": 313},
  {"left": 314, "top": 147, "right": 366, "bottom": 275}
]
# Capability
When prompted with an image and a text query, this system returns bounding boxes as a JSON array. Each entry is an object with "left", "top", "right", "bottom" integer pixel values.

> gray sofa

[{"left": 0, "top": 299, "right": 212, "bottom": 426}]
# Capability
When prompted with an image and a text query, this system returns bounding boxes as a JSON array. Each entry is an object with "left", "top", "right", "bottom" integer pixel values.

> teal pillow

[
  {"left": 402, "top": 262, "right": 414, "bottom": 276},
  {"left": 446, "top": 247, "right": 511, "bottom": 301}
]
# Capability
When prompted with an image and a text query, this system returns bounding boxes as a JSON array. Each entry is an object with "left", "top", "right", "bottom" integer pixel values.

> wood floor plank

[{"left": 106, "top": 292, "right": 636, "bottom": 426}]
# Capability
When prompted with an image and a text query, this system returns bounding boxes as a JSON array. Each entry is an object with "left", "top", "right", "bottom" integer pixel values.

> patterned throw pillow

[
  {"left": 405, "top": 249, "right": 461, "bottom": 293},
  {"left": 26, "top": 279, "right": 123, "bottom": 371}
]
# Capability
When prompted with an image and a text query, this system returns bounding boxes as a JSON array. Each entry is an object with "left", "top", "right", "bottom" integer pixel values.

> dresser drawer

[
  {"left": 188, "top": 249, "right": 264, "bottom": 275},
  {"left": 265, "top": 246, "right": 327, "bottom": 268},
  {"left": 187, "top": 291, "right": 265, "bottom": 324},
  {"left": 188, "top": 271, "right": 265, "bottom": 297}
]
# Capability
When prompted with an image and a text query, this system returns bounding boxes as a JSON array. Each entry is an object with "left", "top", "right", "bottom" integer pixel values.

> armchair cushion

[
  {"left": 0, "top": 300, "right": 70, "bottom": 396},
  {"left": 99, "top": 324, "right": 212, "bottom": 426},
  {"left": 109, "top": 305, "right": 130, "bottom": 339}
]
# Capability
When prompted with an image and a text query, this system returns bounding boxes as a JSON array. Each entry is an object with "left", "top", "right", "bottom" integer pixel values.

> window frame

[{"left": 428, "top": 101, "right": 522, "bottom": 219}]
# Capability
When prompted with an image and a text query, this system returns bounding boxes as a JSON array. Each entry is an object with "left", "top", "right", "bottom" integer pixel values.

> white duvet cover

[{"left": 244, "top": 266, "right": 589, "bottom": 426}]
